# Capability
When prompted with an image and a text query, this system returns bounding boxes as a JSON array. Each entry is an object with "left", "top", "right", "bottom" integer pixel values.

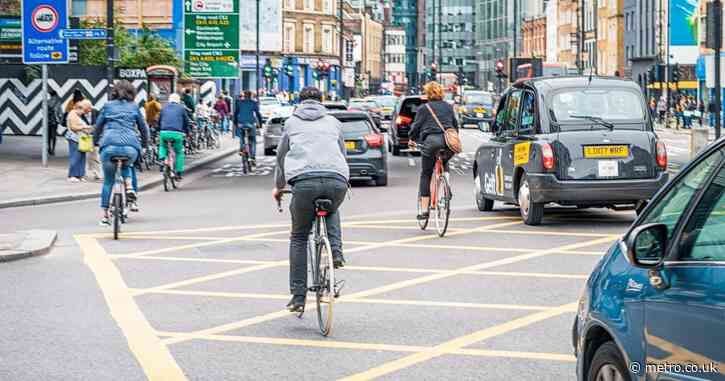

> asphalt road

[{"left": 1, "top": 129, "right": 642, "bottom": 381}]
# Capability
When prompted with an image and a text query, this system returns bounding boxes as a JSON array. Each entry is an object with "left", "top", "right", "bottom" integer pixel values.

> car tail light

[
  {"left": 364, "top": 134, "right": 384, "bottom": 148},
  {"left": 542, "top": 143, "right": 555, "bottom": 170},
  {"left": 395, "top": 115, "right": 412, "bottom": 126},
  {"left": 656, "top": 140, "right": 667, "bottom": 169}
]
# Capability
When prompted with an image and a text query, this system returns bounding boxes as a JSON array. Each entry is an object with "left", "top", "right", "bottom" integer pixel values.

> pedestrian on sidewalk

[
  {"left": 85, "top": 106, "right": 104, "bottom": 181},
  {"left": 214, "top": 95, "right": 230, "bottom": 133},
  {"left": 65, "top": 99, "right": 94, "bottom": 182},
  {"left": 94, "top": 80, "right": 149, "bottom": 222},
  {"left": 657, "top": 96, "right": 666, "bottom": 124},
  {"left": 158, "top": 93, "right": 191, "bottom": 180},
  {"left": 47, "top": 90, "right": 62, "bottom": 156},
  {"left": 708, "top": 99, "right": 718, "bottom": 128},
  {"left": 145, "top": 94, "right": 162, "bottom": 131},
  {"left": 234, "top": 91, "right": 263, "bottom": 165},
  {"left": 182, "top": 88, "right": 195, "bottom": 115},
  {"left": 648, "top": 97, "right": 657, "bottom": 122}
]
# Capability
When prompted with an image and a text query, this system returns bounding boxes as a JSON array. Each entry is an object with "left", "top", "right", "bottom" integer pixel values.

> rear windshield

[
  {"left": 374, "top": 97, "right": 397, "bottom": 107},
  {"left": 349, "top": 101, "right": 377, "bottom": 109},
  {"left": 400, "top": 98, "right": 425, "bottom": 117},
  {"left": 342, "top": 120, "right": 372, "bottom": 138},
  {"left": 550, "top": 88, "right": 645, "bottom": 122}
]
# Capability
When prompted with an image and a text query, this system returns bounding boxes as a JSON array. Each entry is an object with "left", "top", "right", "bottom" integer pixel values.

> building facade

[
  {"left": 623, "top": 0, "right": 660, "bottom": 87},
  {"left": 597, "top": 0, "right": 624, "bottom": 76},
  {"left": 390, "top": 0, "right": 419, "bottom": 88},
  {"left": 474, "top": 0, "right": 527, "bottom": 91},
  {"left": 425, "top": 0, "right": 477, "bottom": 86},
  {"left": 521, "top": 15, "right": 546, "bottom": 60},
  {"left": 556, "top": 0, "right": 578, "bottom": 70},
  {"left": 345, "top": 8, "right": 384, "bottom": 93},
  {"left": 384, "top": 27, "right": 407, "bottom": 86},
  {"left": 545, "top": 0, "right": 558, "bottom": 63}
]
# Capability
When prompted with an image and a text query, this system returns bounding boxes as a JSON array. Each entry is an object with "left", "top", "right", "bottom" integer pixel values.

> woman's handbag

[
  {"left": 78, "top": 133, "right": 94, "bottom": 153},
  {"left": 426, "top": 104, "right": 462, "bottom": 154}
]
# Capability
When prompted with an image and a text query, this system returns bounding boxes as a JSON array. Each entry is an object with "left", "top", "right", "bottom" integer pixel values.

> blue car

[{"left": 574, "top": 137, "right": 725, "bottom": 381}]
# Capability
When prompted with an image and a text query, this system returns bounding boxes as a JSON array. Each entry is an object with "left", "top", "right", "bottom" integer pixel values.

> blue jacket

[
  {"left": 159, "top": 102, "right": 191, "bottom": 134},
  {"left": 233, "top": 98, "right": 262, "bottom": 126},
  {"left": 94, "top": 100, "right": 149, "bottom": 152}
]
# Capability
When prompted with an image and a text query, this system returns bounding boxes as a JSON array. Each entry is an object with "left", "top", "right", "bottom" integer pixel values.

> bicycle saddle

[
  {"left": 314, "top": 199, "right": 333, "bottom": 212},
  {"left": 110, "top": 156, "right": 130, "bottom": 162}
]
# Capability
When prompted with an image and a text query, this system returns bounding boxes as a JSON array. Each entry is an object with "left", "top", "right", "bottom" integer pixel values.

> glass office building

[
  {"left": 391, "top": 0, "right": 419, "bottom": 87},
  {"left": 426, "top": 0, "right": 477, "bottom": 86}
]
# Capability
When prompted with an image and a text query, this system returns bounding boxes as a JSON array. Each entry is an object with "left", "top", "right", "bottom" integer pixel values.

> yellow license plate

[
  {"left": 345, "top": 141, "right": 356, "bottom": 150},
  {"left": 584, "top": 145, "right": 629, "bottom": 158},
  {"left": 474, "top": 108, "right": 484, "bottom": 113}
]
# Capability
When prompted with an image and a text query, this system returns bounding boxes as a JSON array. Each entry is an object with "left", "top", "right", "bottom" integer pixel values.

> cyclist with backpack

[
  {"left": 158, "top": 94, "right": 191, "bottom": 181},
  {"left": 234, "top": 91, "right": 263, "bottom": 166},
  {"left": 272, "top": 87, "right": 349, "bottom": 313}
]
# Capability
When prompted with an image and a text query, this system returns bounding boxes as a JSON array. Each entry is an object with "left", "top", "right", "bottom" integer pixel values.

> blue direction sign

[
  {"left": 60, "top": 28, "right": 107, "bottom": 40},
  {"left": 21, "top": 0, "right": 69, "bottom": 64}
]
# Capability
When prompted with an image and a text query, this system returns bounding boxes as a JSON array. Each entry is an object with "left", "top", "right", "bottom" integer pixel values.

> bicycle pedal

[{"left": 334, "top": 280, "right": 345, "bottom": 298}]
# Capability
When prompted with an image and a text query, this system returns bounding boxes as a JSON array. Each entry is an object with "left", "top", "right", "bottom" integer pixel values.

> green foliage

[
  {"left": 0, "top": 0, "right": 20, "bottom": 16},
  {"left": 78, "top": 19, "right": 180, "bottom": 69}
]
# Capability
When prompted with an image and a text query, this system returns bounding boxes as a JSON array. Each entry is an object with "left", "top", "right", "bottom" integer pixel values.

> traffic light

[
  {"left": 671, "top": 63, "right": 680, "bottom": 83},
  {"left": 314, "top": 61, "right": 331, "bottom": 78},
  {"left": 456, "top": 66, "right": 465, "bottom": 85},
  {"left": 285, "top": 63, "right": 294, "bottom": 77},
  {"left": 495, "top": 60, "right": 506, "bottom": 78},
  {"left": 431, "top": 63, "right": 438, "bottom": 78},
  {"left": 647, "top": 66, "right": 655, "bottom": 84},
  {"left": 263, "top": 61, "right": 273, "bottom": 78}
]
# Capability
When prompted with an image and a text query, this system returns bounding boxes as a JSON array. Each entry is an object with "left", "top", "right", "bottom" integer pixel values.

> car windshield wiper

[{"left": 570, "top": 115, "right": 614, "bottom": 131}]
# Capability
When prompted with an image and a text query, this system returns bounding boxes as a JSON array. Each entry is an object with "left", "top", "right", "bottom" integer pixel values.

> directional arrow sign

[
  {"left": 183, "top": 0, "right": 239, "bottom": 78},
  {"left": 60, "top": 28, "right": 107, "bottom": 39}
]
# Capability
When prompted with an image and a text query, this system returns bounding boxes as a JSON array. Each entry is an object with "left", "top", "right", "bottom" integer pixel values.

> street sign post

[
  {"left": 183, "top": 0, "right": 239, "bottom": 79},
  {"left": 60, "top": 28, "right": 107, "bottom": 40},
  {"left": 21, "top": 0, "right": 69, "bottom": 64},
  {"left": 22, "top": 0, "right": 69, "bottom": 168}
]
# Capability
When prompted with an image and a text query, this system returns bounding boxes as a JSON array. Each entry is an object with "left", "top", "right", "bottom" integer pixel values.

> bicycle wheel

[
  {"left": 433, "top": 176, "right": 451, "bottom": 237},
  {"left": 316, "top": 234, "right": 334, "bottom": 336},
  {"left": 163, "top": 165, "right": 170, "bottom": 192},
  {"left": 112, "top": 193, "right": 122, "bottom": 240},
  {"left": 416, "top": 199, "right": 429, "bottom": 230}
]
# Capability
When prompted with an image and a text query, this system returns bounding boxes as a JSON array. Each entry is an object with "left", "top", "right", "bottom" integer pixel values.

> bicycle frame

[{"left": 429, "top": 157, "right": 445, "bottom": 209}]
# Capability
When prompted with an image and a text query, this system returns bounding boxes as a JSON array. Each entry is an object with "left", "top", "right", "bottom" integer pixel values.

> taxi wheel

[
  {"left": 474, "top": 174, "right": 494, "bottom": 211},
  {"left": 518, "top": 174, "right": 543, "bottom": 225}
]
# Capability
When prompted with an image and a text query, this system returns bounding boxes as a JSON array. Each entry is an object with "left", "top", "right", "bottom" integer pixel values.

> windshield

[
  {"left": 374, "top": 97, "right": 397, "bottom": 107},
  {"left": 550, "top": 88, "right": 645, "bottom": 122},
  {"left": 342, "top": 120, "right": 372, "bottom": 138},
  {"left": 465, "top": 93, "right": 493, "bottom": 105},
  {"left": 259, "top": 98, "right": 280, "bottom": 105}
]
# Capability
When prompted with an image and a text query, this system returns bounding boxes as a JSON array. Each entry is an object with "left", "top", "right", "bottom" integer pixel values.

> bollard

[{"left": 690, "top": 127, "right": 710, "bottom": 159}]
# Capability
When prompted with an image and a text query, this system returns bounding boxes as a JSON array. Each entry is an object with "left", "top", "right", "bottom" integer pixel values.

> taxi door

[{"left": 489, "top": 89, "right": 523, "bottom": 201}]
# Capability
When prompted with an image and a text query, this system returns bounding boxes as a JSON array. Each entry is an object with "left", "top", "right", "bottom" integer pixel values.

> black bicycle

[
  {"left": 277, "top": 190, "right": 341, "bottom": 336},
  {"left": 109, "top": 156, "right": 130, "bottom": 240},
  {"left": 239, "top": 127, "right": 255, "bottom": 174},
  {"left": 161, "top": 139, "right": 177, "bottom": 192}
]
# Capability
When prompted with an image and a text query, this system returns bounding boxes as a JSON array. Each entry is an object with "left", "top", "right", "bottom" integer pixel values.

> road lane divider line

[
  {"left": 337, "top": 302, "right": 578, "bottom": 381},
  {"left": 119, "top": 235, "right": 237, "bottom": 241},
  {"left": 155, "top": 332, "right": 575, "bottom": 362},
  {"left": 115, "top": 230, "right": 289, "bottom": 258},
  {"left": 341, "top": 224, "right": 468, "bottom": 232},
  {"left": 164, "top": 234, "right": 615, "bottom": 346},
  {"left": 129, "top": 289, "right": 290, "bottom": 300},
  {"left": 482, "top": 229, "right": 612, "bottom": 238},
  {"left": 113, "top": 256, "right": 277, "bottom": 264},
  {"left": 74, "top": 235, "right": 188, "bottom": 381},
  {"left": 130, "top": 262, "right": 285, "bottom": 297}
]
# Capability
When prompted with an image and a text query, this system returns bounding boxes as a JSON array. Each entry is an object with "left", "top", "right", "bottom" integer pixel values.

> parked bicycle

[
  {"left": 277, "top": 190, "right": 342, "bottom": 336},
  {"left": 414, "top": 144, "right": 452, "bottom": 237}
]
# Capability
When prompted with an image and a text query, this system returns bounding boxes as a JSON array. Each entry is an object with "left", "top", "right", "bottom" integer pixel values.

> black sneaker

[
  {"left": 333, "top": 254, "right": 346, "bottom": 269},
  {"left": 417, "top": 211, "right": 430, "bottom": 220},
  {"left": 286, "top": 295, "right": 306, "bottom": 312},
  {"left": 126, "top": 190, "right": 137, "bottom": 203}
]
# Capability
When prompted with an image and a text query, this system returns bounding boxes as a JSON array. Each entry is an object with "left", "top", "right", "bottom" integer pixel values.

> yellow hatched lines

[{"left": 76, "top": 215, "right": 619, "bottom": 381}]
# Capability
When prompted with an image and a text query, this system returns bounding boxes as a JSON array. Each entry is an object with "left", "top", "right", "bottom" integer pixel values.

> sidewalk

[
  {"left": 0, "top": 230, "right": 57, "bottom": 262},
  {"left": 0, "top": 134, "right": 237, "bottom": 209}
]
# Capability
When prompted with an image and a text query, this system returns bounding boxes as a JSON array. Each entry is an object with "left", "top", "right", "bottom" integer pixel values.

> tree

[
  {"left": 79, "top": 19, "right": 180, "bottom": 69},
  {"left": 0, "top": 0, "right": 20, "bottom": 15}
]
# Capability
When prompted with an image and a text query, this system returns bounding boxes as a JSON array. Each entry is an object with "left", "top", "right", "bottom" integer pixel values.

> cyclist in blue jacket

[{"left": 233, "top": 91, "right": 263, "bottom": 166}]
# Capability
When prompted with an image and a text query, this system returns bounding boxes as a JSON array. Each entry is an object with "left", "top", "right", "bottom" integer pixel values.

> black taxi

[{"left": 473, "top": 77, "right": 669, "bottom": 225}]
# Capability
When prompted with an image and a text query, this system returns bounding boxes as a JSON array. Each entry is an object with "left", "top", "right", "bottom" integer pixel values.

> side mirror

[
  {"left": 625, "top": 223, "right": 668, "bottom": 268},
  {"left": 478, "top": 122, "right": 492, "bottom": 133}
]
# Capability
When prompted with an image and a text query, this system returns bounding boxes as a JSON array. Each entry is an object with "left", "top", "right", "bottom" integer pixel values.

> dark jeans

[
  {"left": 419, "top": 134, "right": 451, "bottom": 198},
  {"left": 288, "top": 177, "right": 347, "bottom": 296},
  {"left": 99, "top": 146, "right": 138, "bottom": 209},
  {"left": 67, "top": 140, "right": 86, "bottom": 178},
  {"left": 48, "top": 123, "right": 57, "bottom": 154},
  {"left": 237, "top": 123, "right": 257, "bottom": 158}
]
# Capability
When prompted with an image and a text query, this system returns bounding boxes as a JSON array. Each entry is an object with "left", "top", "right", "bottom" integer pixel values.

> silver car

[{"left": 262, "top": 106, "right": 294, "bottom": 156}]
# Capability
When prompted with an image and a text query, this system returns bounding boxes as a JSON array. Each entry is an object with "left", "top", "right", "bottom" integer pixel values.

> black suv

[
  {"left": 473, "top": 77, "right": 669, "bottom": 225},
  {"left": 389, "top": 95, "right": 427, "bottom": 156}
]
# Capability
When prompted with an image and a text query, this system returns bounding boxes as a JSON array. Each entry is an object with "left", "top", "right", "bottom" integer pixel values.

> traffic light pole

[
  {"left": 716, "top": 0, "right": 722, "bottom": 139},
  {"left": 255, "top": 0, "right": 260, "bottom": 97}
]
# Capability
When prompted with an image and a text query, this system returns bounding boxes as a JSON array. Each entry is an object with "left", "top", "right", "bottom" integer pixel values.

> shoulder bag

[{"left": 426, "top": 103, "right": 462, "bottom": 154}]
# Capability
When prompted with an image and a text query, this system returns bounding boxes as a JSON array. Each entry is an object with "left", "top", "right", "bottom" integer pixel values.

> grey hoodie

[{"left": 274, "top": 101, "right": 349, "bottom": 189}]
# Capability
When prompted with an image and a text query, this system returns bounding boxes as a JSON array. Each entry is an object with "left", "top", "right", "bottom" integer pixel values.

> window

[
  {"left": 322, "top": 0, "right": 332, "bottom": 14},
  {"left": 322, "top": 26, "right": 333, "bottom": 53},
  {"left": 642, "top": 149, "right": 725, "bottom": 242},
  {"left": 303, "top": 24, "right": 314, "bottom": 53},
  {"left": 502, "top": 90, "right": 522, "bottom": 133},
  {"left": 304, "top": 0, "right": 314, "bottom": 11},
  {"left": 285, "top": 0, "right": 294, "bottom": 10},
  {"left": 284, "top": 23, "right": 296, "bottom": 52},
  {"left": 679, "top": 163, "right": 725, "bottom": 260},
  {"left": 519, "top": 91, "right": 535, "bottom": 132}
]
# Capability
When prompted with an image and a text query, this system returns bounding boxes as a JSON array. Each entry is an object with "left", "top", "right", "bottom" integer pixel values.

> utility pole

[
  {"left": 666, "top": 0, "right": 670, "bottom": 115},
  {"left": 256, "top": 0, "right": 260, "bottom": 97},
  {"left": 513, "top": 0, "right": 517, "bottom": 58},
  {"left": 106, "top": 0, "right": 114, "bottom": 93},
  {"left": 431, "top": 0, "right": 436, "bottom": 79},
  {"left": 576, "top": 0, "right": 582, "bottom": 74},
  {"left": 437, "top": 0, "right": 442, "bottom": 81},
  {"left": 715, "top": 0, "right": 722, "bottom": 139},
  {"left": 339, "top": 0, "right": 344, "bottom": 100}
]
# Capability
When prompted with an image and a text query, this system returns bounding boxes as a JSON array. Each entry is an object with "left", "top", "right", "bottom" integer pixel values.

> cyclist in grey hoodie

[{"left": 273, "top": 87, "right": 350, "bottom": 312}]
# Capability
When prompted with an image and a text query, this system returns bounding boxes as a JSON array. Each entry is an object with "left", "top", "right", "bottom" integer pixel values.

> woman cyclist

[
  {"left": 408, "top": 81, "right": 458, "bottom": 220},
  {"left": 94, "top": 80, "right": 149, "bottom": 226}
]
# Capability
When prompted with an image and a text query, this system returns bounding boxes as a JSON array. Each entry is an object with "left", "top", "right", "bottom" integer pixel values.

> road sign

[
  {"left": 183, "top": 0, "right": 239, "bottom": 78},
  {"left": 0, "top": 16, "right": 21, "bottom": 61},
  {"left": 21, "top": 0, "right": 69, "bottom": 64},
  {"left": 60, "top": 28, "right": 107, "bottom": 40}
]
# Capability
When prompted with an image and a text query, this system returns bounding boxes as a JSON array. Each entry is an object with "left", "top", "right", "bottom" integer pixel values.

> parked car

[
  {"left": 458, "top": 90, "right": 495, "bottom": 128},
  {"left": 348, "top": 98, "right": 384, "bottom": 130},
  {"left": 329, "top": 111, "right": 388, "bottom": 186},
  {"left": 573, "top": 137, "right": 725, "bottom": 381},
  {"left": 389, "top": 95, "right": 428, "bottom": 156},
  {"left": 258, "top": 96, "right": 282, "bottom": 123},
  {"left": 473, "top": 77, "right": 669, "bottom": 225},
  {"left": 262, "top": 106, "right": 294, "bottom": 156},
  {"left": 367, "top": 95, "right": 398, "bottom": 120}
]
